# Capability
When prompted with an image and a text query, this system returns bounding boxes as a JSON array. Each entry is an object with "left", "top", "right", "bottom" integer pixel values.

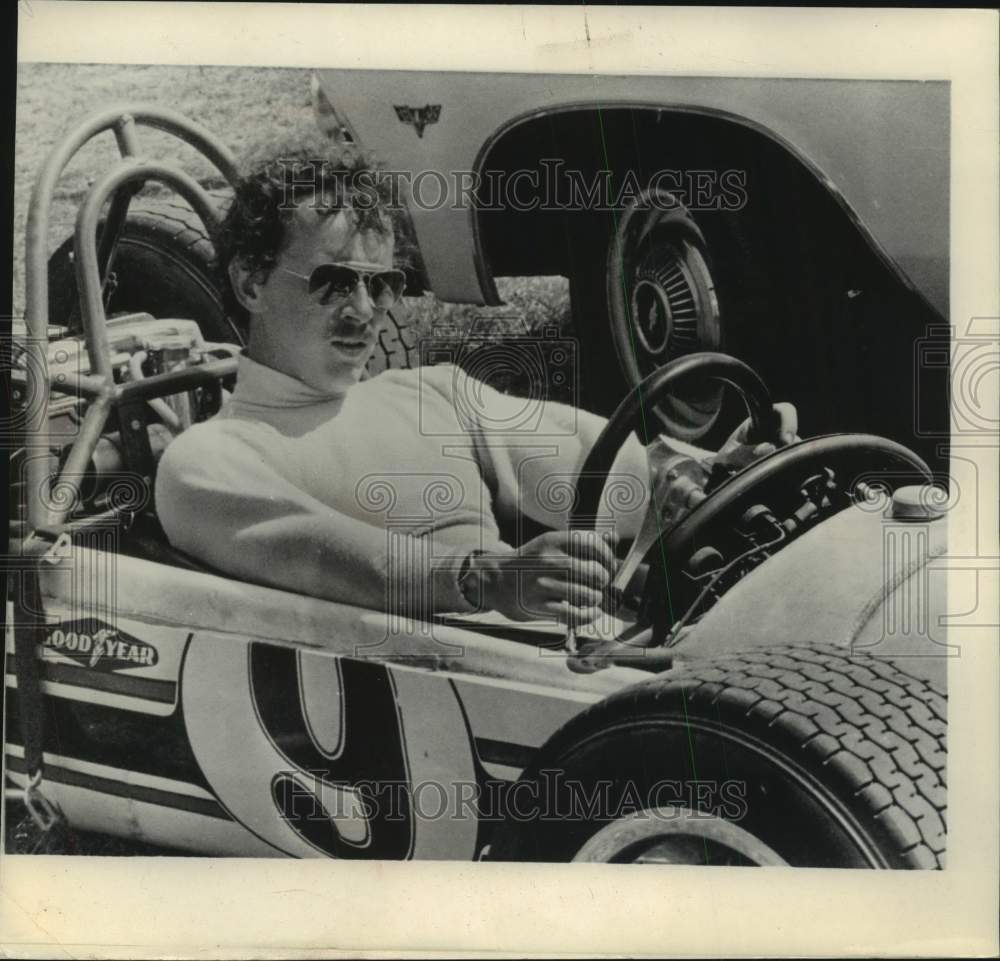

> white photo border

[{"left": 4, "top": 2, "right": 998, "bottom": 957}]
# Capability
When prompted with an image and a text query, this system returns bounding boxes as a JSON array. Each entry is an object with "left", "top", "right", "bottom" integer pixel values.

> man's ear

[{"left": 228, "top": 258, "right": 265, "bottom": 312}]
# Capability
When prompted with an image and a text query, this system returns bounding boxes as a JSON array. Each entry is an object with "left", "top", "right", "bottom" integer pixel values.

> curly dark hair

[{"left": 213, "top": 139, "right": 411, "bottom": 334}]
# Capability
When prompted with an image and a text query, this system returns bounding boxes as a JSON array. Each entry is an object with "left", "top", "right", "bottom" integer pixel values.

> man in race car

[{"left": 156, "top": 149, "right": 797, "bottom": 626}]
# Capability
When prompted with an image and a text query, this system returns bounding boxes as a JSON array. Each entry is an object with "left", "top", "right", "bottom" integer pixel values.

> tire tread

[
  {"left": 516, "top": 644, "right": 947, "bottom": 868},
  {"left": 630, "top": 646, "right": 947, "bottom": 867}
]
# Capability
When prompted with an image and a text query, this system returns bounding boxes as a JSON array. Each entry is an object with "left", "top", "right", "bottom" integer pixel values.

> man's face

[{"left": 243, "top": 203, "right": 395, "bottom": 394}]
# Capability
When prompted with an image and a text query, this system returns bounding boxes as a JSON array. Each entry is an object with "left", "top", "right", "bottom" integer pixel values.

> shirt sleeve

[
  {"left": 155, "top": 423, "right": 478, "bottom": 615},
  {"left": 432, "top": 365, "right": 714, "bottom": 540}
]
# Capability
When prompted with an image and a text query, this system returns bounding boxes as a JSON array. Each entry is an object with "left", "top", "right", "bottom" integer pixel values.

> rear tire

[
  {"left": 490, "top": 645, "right": 946, "bottom": 868},
  {"left": 48, "top": 196, "right": 242, "bottom": 345}
]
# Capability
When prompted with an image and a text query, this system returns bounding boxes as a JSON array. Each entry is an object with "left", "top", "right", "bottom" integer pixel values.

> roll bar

[{"left": 23, "top": 105, "right": 240, "bottom": 531}]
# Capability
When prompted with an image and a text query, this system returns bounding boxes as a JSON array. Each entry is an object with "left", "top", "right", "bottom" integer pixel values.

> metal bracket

[
  {"left": 23, "top": 770, "right": 65, "bottom": 834},
  {"left": 115, "top": 400, "right": 156, "bottom": 496}
]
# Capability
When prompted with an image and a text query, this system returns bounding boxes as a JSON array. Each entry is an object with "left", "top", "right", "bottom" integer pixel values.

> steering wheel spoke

[
  {"left": 612, "top": 499, "right": 663, "bottom": 597},
  {"left": 612, "top": 448, "right": 709, "bottom": 599}
]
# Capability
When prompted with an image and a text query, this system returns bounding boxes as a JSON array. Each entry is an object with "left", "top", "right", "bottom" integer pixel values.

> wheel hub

[
  {"left": 631, "top": 244, "right": 709, "bottom": 361},
  {"left": 573, "top": 806, "right": 789, "bottom": 866},
  {"left": 631, "top": 279, "right": 672, "bottom": 357}
]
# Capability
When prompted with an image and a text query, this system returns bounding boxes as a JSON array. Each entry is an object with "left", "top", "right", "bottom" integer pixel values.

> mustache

[
  {"left": 328, "top": 315, "right": 376, "bottom": 341},
  {"left": 329, "top": 327, "right": 375, "bottom": 342},
  {"left": 327, "top": 306, "right": 381, "bottom": 341}
]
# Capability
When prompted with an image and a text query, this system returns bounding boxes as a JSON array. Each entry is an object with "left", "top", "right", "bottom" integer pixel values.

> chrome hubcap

[{"left": 631, "top": 243, "right": 710, "bottom": 362}]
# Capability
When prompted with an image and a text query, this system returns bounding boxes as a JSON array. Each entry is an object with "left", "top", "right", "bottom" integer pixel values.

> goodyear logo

[{"left": 43, "top": 620, "right": 158, "bottom": 670}]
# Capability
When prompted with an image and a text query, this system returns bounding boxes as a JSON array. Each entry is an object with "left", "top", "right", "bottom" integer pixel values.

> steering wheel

[{"left": 569, "top": 352, "right": 932, "bottom": 640}]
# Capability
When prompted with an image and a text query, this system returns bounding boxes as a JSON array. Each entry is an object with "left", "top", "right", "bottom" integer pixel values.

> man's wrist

[{"left": 458, "top": 549, "right": 510, "bottom": 612}]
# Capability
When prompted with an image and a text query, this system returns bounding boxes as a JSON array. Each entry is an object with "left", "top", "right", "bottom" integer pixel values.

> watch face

[{"left": 457, "top": 550, "right": 486, "bottom": 607}]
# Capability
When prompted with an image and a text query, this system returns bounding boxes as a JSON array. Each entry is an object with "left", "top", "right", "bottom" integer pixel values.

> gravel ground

[{"left": 9, "top": 62, "right": 569, "bottom": 857}]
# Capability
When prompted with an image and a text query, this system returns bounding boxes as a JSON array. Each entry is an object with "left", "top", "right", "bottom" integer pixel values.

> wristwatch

[{"left": 457, "top": 550, "right": 487, "bottom": 609}]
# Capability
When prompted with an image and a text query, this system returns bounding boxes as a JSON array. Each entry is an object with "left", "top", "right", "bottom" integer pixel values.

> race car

[{"left": 5, "top": 92, "right": 948, "bottom": 867}]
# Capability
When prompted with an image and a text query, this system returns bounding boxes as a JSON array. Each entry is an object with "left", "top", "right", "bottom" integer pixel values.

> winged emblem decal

[{"left": 394, "top": 104, "right": 441, "bottom": 138}]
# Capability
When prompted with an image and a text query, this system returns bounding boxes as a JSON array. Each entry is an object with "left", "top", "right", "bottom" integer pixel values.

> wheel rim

[
  {"left": 573, "top": 806, "right": 789, "bottom": 866},
  {"left": 610, "top": 222, "right": 724, "bottom": 441},
  {"left": 559, "top": 716, "right": 891, "bottom": 868}
]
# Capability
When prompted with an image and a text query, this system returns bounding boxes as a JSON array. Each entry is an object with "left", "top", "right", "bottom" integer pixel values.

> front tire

[{"left": 491, "top": 645, "right": 946, "bottom": 868}]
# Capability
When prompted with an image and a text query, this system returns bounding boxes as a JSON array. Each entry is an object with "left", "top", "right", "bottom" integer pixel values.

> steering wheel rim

[
  {"left": 645, "top": 432, "right": 932, "bottom": 642},
  {"left": 570, "top": 351, "right": 777, "bottom": 527},
  {"left": 662, "top": 432, "right": 932, "bottom": 562}
]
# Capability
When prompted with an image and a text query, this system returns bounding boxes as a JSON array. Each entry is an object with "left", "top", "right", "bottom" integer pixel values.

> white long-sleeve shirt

[{"left": 155, "top": 355, "right": 698, "bottom": 614}]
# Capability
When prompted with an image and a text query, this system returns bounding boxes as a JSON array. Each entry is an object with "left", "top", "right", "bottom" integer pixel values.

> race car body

[{"left": 6, "top": 484, "right": 947, "bottom": 861}]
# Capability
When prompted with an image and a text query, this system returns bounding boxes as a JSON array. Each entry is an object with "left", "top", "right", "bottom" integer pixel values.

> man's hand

[
  {"left": 467, "top": 531, "right": 619, "bottom": 628},
  {"left": 710, "top": 402, "right": 799, "bottom": 473}
]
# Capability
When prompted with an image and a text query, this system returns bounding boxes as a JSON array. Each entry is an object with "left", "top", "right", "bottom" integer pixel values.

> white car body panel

[{"left": 316, "top": 70, "right": 948, "bottom": 315}]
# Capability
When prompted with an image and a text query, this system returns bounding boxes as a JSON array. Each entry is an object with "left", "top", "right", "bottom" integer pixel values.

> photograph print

[{"left": 6, "top": 57, "right": 954, "bottom": 869}]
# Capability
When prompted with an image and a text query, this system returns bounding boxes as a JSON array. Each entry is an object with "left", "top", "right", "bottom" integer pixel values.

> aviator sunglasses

[{"left": 278, "top": 262, "right": 407, "bottom": 308}]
